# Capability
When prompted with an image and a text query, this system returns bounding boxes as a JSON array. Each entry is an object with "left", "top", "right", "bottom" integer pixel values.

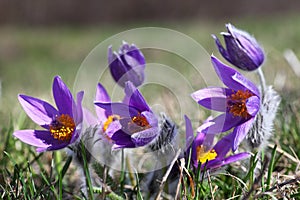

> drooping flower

[
  {"left": 191, "top": 56, "right": 260, "bottom": 151},
  {"left": 212, "top": 23, "right": 264, "bottom": 71},
  {"left": 94, "top": 81, "right": 158, "bottom": 149},
  {"left": 108, "top": 41, "right": 146, "bottom": 87},
  {"left": 185, "top": 116, "right": 250, "bottom": 169},
  {"left": 13, "top": 76, "right": 83, "bottom": 152}
]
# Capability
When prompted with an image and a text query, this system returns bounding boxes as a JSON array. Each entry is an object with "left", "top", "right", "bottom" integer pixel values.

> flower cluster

[{"left": 13, "top": 24, "right": 279, "bottom": 176}]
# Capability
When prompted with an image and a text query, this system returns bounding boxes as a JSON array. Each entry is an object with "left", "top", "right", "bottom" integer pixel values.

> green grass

[{"left": 1, "top": 14, "right": 300, "bottom": 199}]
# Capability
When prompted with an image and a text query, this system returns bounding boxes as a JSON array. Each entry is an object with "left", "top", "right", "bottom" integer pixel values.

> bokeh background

[{"left": 0, "top": 0, "right": 300, "bottom": 125}]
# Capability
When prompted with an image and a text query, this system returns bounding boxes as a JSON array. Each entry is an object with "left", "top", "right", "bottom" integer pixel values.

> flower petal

[
  {"left": 109, "top": 52, "right": 128, "bottom": 87},
  {"left": 52, "top": 76, "right": 74, "bottom": 117},
  {"left": 231, "top": 72, "right": 260, "bottom": 96},
  {"left": 141, "top": 111, "right": 158, "bottom": 127},
  {"left": 124, "top": 81, "right": 150, "bottom": 112},
  {"left": 94, "top": 102, "right": 139, "bottom": 118},
  {"left": 212, "top": 34, "right": 231, "bottom": 61},
  {"left": 232, "top": 118, "right": 255, "bottom": 151},
  {"left": 226, "top": 23, "right": 264, "bottom": 67},
  {"left": 18, "top": 94, "right": 58, "bottom": 128},
  {"left": 126, "top": 44, "right": 146, "bottom": 66},
  {"left": 213, "top": 132, "right": 235, "bottom": 158},
  {"left": 111, "top": 130, "right": 135, "bottom": 148},
  {"left": 14, "top": 130, "right": 69, "bottom": 152},
  {"left": 246, "top": 96, "right": 260, "bottom": 117},
  {"left": 105, "top": 120, "right": 122, "bottom": 138},
  {"left": 205, "top": 152, "right": 250, "bottom": 169},
  {"left": 34, "top": 130, "right": 69, "bottom": 146},
  {"left": 131, "top": 127, "right": 159, "bottom": 147},
  {"left": 13, "top": 130, "right": 50, "bottom": 148},
  {"left": 211, "top": 56, "right": 260, "bottom": 96},
  {"left": 221, "top": 152, "right": 251, "bottom": 166},
  {"left": 95, "top": 83, "right": 111, "bottom": 120},
  {"left": 191, "top": 87, "right": 232, "bottom": 112},
  {"left": 202, "top": 113, "right": 245, "bottom": 134}
]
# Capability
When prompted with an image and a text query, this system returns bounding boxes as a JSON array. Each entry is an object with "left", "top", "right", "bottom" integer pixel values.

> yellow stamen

[
  {"left": 196, "top": 145, "right": 217, "bottom": 163},
  {"left": 227, "top": 90, "right": 254, "bottom": 119},
  {"left": 103, "top": 115, "right": 120, "bottom": 132},
  {"left": 49, "top": 114, "right": 75, "bottom": 141},
  {"left": 103, "top": 114, "right": 151, "bottom": 134}
]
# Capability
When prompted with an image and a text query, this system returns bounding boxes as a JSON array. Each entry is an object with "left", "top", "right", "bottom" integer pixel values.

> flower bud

[
  {"left": 212, "top": 23, "right": 264, "bottom": 71},
  {"left": 108, "top": 41, "right": 145, "bottom": 87}
]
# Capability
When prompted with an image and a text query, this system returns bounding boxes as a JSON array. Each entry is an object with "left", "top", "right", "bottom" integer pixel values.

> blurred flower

[
  {"left": 212, "top": 23, "right": 264, "bottom": 71},
  {"left": 191, "top": 56, "right": 260, "bottom": 151},
  {"left": 185, "top": 116, "right": 250, "bottom": 169},
  {"left": 108, "top": 41, "right": 146, "bottom": 87},
  {"left": 13, "top": 76, "right": 83, "bottom": 152},
  {"left": 95, "top": 81, "right": 158, "bottom": 149}
]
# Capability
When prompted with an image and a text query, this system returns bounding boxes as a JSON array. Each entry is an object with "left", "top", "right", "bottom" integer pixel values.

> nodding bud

[
  {"left": 212, "top": 23, "right": 264, "bottom": 71},
  {"left": 108, "top": 41, "right": 146, "bottom": 87}
]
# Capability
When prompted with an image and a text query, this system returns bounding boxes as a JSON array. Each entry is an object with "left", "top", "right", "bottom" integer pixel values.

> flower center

[
  {"left": 103, "top": 115, "right": 121, "bottom": 132},
  {"left": 196, "top": 145, "right": 217, "bottom": 163},
  {"left": 49, "top": 114, "right": 75, "bottom": 141},
  {"left": 103, "top": 114, "right": 151, "bottom": 134},
  {"left": 128, "top": 114, "right": 151, "bottom": 133},
  {"left": 227, "top": 90, "right": 254, "bottom": 119}
]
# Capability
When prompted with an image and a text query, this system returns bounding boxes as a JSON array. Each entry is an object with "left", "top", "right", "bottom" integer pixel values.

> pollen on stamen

[
  {"left": 128, "top": 114, "right": 151, "bottom": 133},
  {"left": 227, "top": 90, "right": 254, "bottom": 119},
  {"left": 197, "top": 145, "right": 217, "bottom": 163},
  {"left": 49, "top": 114, "right": 75, "bottom": 141}
]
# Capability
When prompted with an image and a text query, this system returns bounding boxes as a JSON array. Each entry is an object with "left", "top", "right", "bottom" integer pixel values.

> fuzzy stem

[{"left": 257, "top": 68, "right": 267, "bottom": 99}]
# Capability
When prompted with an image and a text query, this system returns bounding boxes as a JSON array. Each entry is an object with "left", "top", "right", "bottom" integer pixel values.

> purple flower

[
  {"left": 212, "top": 23, "right": 264, "bottom": 71},
  {"left": 13, "top": 76, "right": 83, "bottom": 152},
  {"left": 191, "top": 56, "right": 260, "bottom": 151},
  {"left": 185, "top": 116, "right": 250, "bottom": 169},
  {"left": 95, "top": 81, "right": 158, "bottom": 149},
  {"left": 108, "top": 41, "right": 146, "bottom": 87}
]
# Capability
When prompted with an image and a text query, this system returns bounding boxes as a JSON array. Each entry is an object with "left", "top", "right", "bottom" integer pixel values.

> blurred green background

[{"left": 0, "top": 0, "right": 300, "bottom": 125}]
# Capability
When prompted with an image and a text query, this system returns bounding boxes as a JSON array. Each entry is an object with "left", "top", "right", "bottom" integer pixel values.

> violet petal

[
  {"left": 212, "top": 34, "right": 231, "bottom": 61},
  {"left": 52, "top": 76, "right": 74, "bottom": 117},
  {"left": 246, "top": 96, "right": 260, "bottom": 117},
  {"left": 94, "top": 102, "right": 139, "bottom": 118},
  {"left": 124, "top": 81, "right": 150, "bottom": 112},
  {"left": 95, "top": 83, "right": 111, "bottom": 120},
  {"left": 202, "top": 113, "right": 245, "bottom": 134},
  {"left": 131, "top": 127, "right": 159, "bottom": 147},
  {"left": 18, "top": 94, "right": 58, "bottom": 128},
  {"left": 13, "top": 129, "right": 50, "bottom": 148},
  {"left": 232, "top": 118, "right": 255, "bottom": 151},
  {"left": 191, "top": 87, "right": 232, "bottom": 112},
  {"left": 211, "top": 56, "right": 260, "bottom": 96}
]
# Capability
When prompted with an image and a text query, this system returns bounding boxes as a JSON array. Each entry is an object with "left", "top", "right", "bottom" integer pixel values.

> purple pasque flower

[
  {"left": 13, "top": 76, "right": 83, "bottom": 152},
  {"left": 95, "top": 81, "right": 158, "bottom": 149},
  {"left": 212, "top": 23, "right": 264, "bottom": 71},
  {"left": 191, "top": 56, "right": 260, "bottom": 151},
  {"left": 185, "top": 116, "right": 250, "bottom": 169},
  {"left": 108, "top": 41, "right": 146, "bottom": 87}
]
